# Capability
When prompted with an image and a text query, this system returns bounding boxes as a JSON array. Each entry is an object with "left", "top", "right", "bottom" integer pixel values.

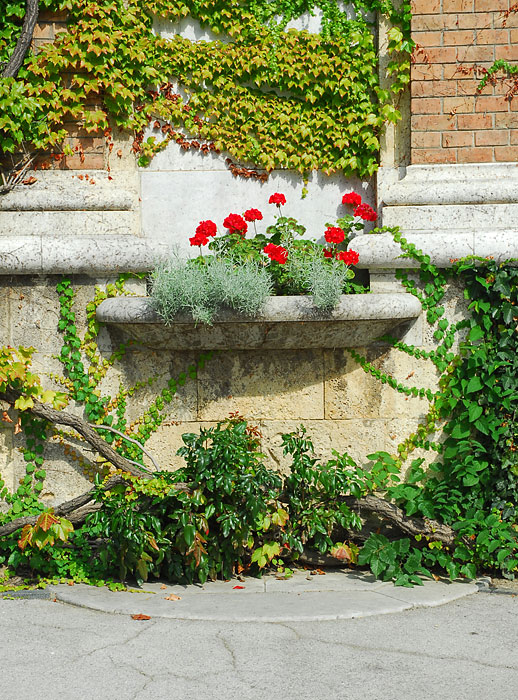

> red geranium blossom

[
  {"left": 196, "top": 220, "right": 217, "bottom": 238},
  {"left": 323, "top": 248, "right": 334, "bottom": 258},
  {"left": 223, "top": 213, "right": 248, "bottom": 235},
  {"left": 336, "top": 250, "right": 360, "bottom": 265},
  {"left": 189, "top": 232, "right": 209, "bottom": 247},
  {"left": 324, "top": 226, "right": 345, "bottom": 245},
  {"left": 353, "top": 203, "right": 377, "bottom": 222},
  {"left": 243, "top": 208, "right": 263, "bottom": 222},
  {"left": 264, "top": 242, "right": 288, "bottom": 264},
  {"left": 268, "top": 193, "right": 286, "bottom": 206},
  {"left": 342, "top": 192, "right": 362, "bottom": 207}
]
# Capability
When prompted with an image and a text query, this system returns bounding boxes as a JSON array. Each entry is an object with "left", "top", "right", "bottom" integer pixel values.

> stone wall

[
  {"left": 0, "top": 273, "right": 446, "bottom": 507},
  {"left": 410, "top": 0, "right": 518, "bottom": 165}
]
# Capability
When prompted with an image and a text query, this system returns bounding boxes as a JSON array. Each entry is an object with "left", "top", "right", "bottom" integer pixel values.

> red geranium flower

[
  {"left": 223, "top": 213, "right": 248, "bottom": 236},
  {"left": 264, "top": 242, "right": 288, "bottom": 264},
  {"left": 323, "top": 248, "right": 334, "bottom": 258},
  {"left": 243, "top": 208, "right": 263, "bottom": 222},
  {"left": 189, "top": 232, "right": 209, "bottom": 247},
  {"left": 336, "top": 250, "right": 360, "bottom": 265},
  {"left": 268, "top": 193, "right": 286, "bottom": 206},
  {"left": 324, "top": 226, "right": 345, "bottom": 245},
  {"left": 353, "top": 203, "right": 377, "bottom": 222},
  {"left": 196, "top": 220, "right": 217, "bottom": 238},
  {"left": 342, "top": 192, "right": 362, "bottom": 207}
]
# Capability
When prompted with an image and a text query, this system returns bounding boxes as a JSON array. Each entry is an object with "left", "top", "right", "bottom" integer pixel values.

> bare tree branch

[
  {"left": 1, "top": 0, "right": 39, "bottom": 79},
  {"left": 0, "top": 390, "right": 152, "bottom": 478}
]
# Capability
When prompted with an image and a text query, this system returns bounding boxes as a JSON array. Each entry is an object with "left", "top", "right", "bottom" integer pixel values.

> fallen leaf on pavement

[
  {"left": 233, "top": 585, "right": 245, "bottom": 589},
  {"left": 131, "top": 614, "right": 151, "bottom": 620},
  {"left": 160, "top": 584, "right": 167, "bottom": 589},
  {"left": 164, "top": 594, "right": 181, "bottom": 601}
]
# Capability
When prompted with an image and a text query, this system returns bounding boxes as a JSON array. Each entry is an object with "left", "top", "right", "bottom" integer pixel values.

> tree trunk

[{"left": 1, "top": 0, "right": 39, "bottom": 78}]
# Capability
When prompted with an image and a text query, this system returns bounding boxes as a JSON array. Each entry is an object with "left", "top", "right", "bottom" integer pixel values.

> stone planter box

[{"left": 96, "top": 293, "right": 422, "bottom": 350}]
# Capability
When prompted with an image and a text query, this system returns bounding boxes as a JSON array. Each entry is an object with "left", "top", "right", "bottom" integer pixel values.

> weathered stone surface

[
  {"left": 257, "top": 419, "right": 387, "bottom": 472},
  {"left": 96, "top": 294, "right": 423, "bottom": 349},
  {"left": 0, "top": 426, "right": 14, "bottom": 507},
  {"left": 381, "top": 163, "right": 518, "bottom": 207},
  {"left": 0, "top": 171, "right": 137, "bottom": 212},
  {"left": 0, "top": 236, "right": 171, "bottom": 275},
  {"left": 197, "top": 350, "right": 324, "bottom": 421},
  {"left": 140, "top": 170, "right": 375, "bottom": 254},
  {"left": 96, "top": 347, "right": 198, "bottom": 424}
]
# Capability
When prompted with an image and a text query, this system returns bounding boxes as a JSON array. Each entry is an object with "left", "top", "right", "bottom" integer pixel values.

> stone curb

[{"left": 48, "top": 571, "right": 478, "bottom": 623}]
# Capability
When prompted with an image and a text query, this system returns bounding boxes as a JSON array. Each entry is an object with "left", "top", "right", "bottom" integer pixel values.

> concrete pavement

[
  {"left": 46, "top": 569, "right": 480, "bottom": 622},
  {"left": 0, "top": 584, "right": 517, "bottom": 700}
]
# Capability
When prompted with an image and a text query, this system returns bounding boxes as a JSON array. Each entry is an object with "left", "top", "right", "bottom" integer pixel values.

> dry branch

[
  {"left": 345, "top": 494, "right": 456, "bottom": 546},
  {"left": 0, "top": 390, "right": 151, "bottom": 478}
]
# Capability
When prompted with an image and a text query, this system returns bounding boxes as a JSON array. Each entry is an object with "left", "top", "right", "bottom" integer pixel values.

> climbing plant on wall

[{"left": 0, "top": 0, "right": 412, "bottom": 175}]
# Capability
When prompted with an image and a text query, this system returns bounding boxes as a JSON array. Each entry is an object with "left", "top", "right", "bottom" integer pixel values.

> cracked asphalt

[{"left": 1, "top": 592, "right": 517, "bottom": 700}]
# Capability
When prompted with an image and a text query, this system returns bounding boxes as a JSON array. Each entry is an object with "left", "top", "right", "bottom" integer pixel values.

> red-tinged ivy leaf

[
  {"left": 233, "top": 585, "right": 245, "bottom": 589},
  {"left": 131, "top": 614, "right": 151, "bottom": 620},
  {"left": 18, "top": 524, "right": 33, "bottom": 551},
  {"left": 35, "top": 511, "right": 60, "bottom": 532}
]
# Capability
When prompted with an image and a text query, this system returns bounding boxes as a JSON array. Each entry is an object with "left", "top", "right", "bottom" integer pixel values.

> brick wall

[
  {"left": 32, "top": 10, "right": 107, "bottom": 170},
  {"left": 410, "top": 0, "right": 518, "bottom": 164}
]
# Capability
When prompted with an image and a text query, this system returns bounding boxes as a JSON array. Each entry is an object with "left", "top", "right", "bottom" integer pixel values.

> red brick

[
  {"left": 411, "top": 64, "right": 443, "bottom": 80},
  {"left": 457, "top": 12, "right": 493, "bottom": 28},
  {"left": 39, "top": 10, "right": 68, "bottom": 21},
  {"left": 457, "top": 79, "right": 494, "bottom": 95},
  {"left": 444, "top": 96, "right": 475, "bottom": 113},
  {"left": 475, "top": 129, "right": 509, "bottom": 145},
  {"left": 412, "top": 149, "right": 457, "bottom": 164},
  {"left": 413, "top": 47, "right": 457, "bottom": 64},
  {"left": 457, "top": 146, "right": 494, "bottom": 162},
  {"left": 62, "top": 154, "right": 105, "bottom": 170},
  {"left": 411, "top": 132, "right": 442, "bottom": 148},
  {"left": 511, "top": 130, "right": 518, "bottom": 144},
  {"left": 511, "top": 29, "right": 518, "bottom": 42},
  {"left": 495, "top": 113, "right": 518, "bottom": 127},
  {"left": 457, "top": 46, "right": 495, "bottom": 62},
  {"left": 494, "top": 146, "right": 518, "bottom": 161},
  {"left": 443, "top": 63, "right": 493, "bottom": 79},
  {"left": 412, "top": 115, "right": 457, "bottom": 130},
  {"left": 475, "top": 95, "right": 510, "bottom": 111},
  {"left": 477, "top": 29, "right": 510, "bottom": 44},
  {"left": 411, "top": 97, "right": 442, "bottom": 114},
  {"left": 411, "top": 0, "right": 441, "bottom": 13},
  {"left": 474, "top": 0, "right": 508, "bottom": 10},
  {"left": 443, "top": 131, "right": 474, "bottom": 147},
  {"left": 444, "top": 29, "right": 476, "bottom": 44},
  {"left": 444, "top": 0, "right": 473, "bottom": 11},
  {"left": 413, "top": 80, "right": 457, "bottom": 97},
  {"left": 413, "top": 31, "right": 444, "bottom": 46},
  {"left": 32, "top": 23, "right": 55, "bottom": 40},
  {"left": 458, "top": 113, "right": 493, "bottom": 128},
  {"left": 412, "top": 15, "right": 449, "bottom": 30},
  {"left": 496, "top": 45, "right": 518, "bottom": 61}
]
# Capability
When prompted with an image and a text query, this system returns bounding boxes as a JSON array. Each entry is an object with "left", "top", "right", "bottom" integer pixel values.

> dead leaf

[
  {"left": 164, "top": 594, "right": 181, "bottom": 601},
  {"left": 22, "top": 176, "right": 37, "bottom": 186},
  {"left": 310, "top": 569, "right": 326, "bottom": 576},
  {"left": 131, "top": 614, "right": 151, "bottom": 620},
  {"left": 1, "top": 411, "right": 13, "bottom": 423},
  {"left": 233, "top": 585, "right": 245, "bottom": 589},
  {"left": 14, "top": 418, "right": 22, "bottom": 435},
  {"left": 160, "top": 584, "right": 167, "bottom": 590}
]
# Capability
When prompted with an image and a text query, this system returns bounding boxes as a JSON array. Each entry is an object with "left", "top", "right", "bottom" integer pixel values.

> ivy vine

[{"left": 0, "top": 0, "right": 412, "bottom": 176}]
